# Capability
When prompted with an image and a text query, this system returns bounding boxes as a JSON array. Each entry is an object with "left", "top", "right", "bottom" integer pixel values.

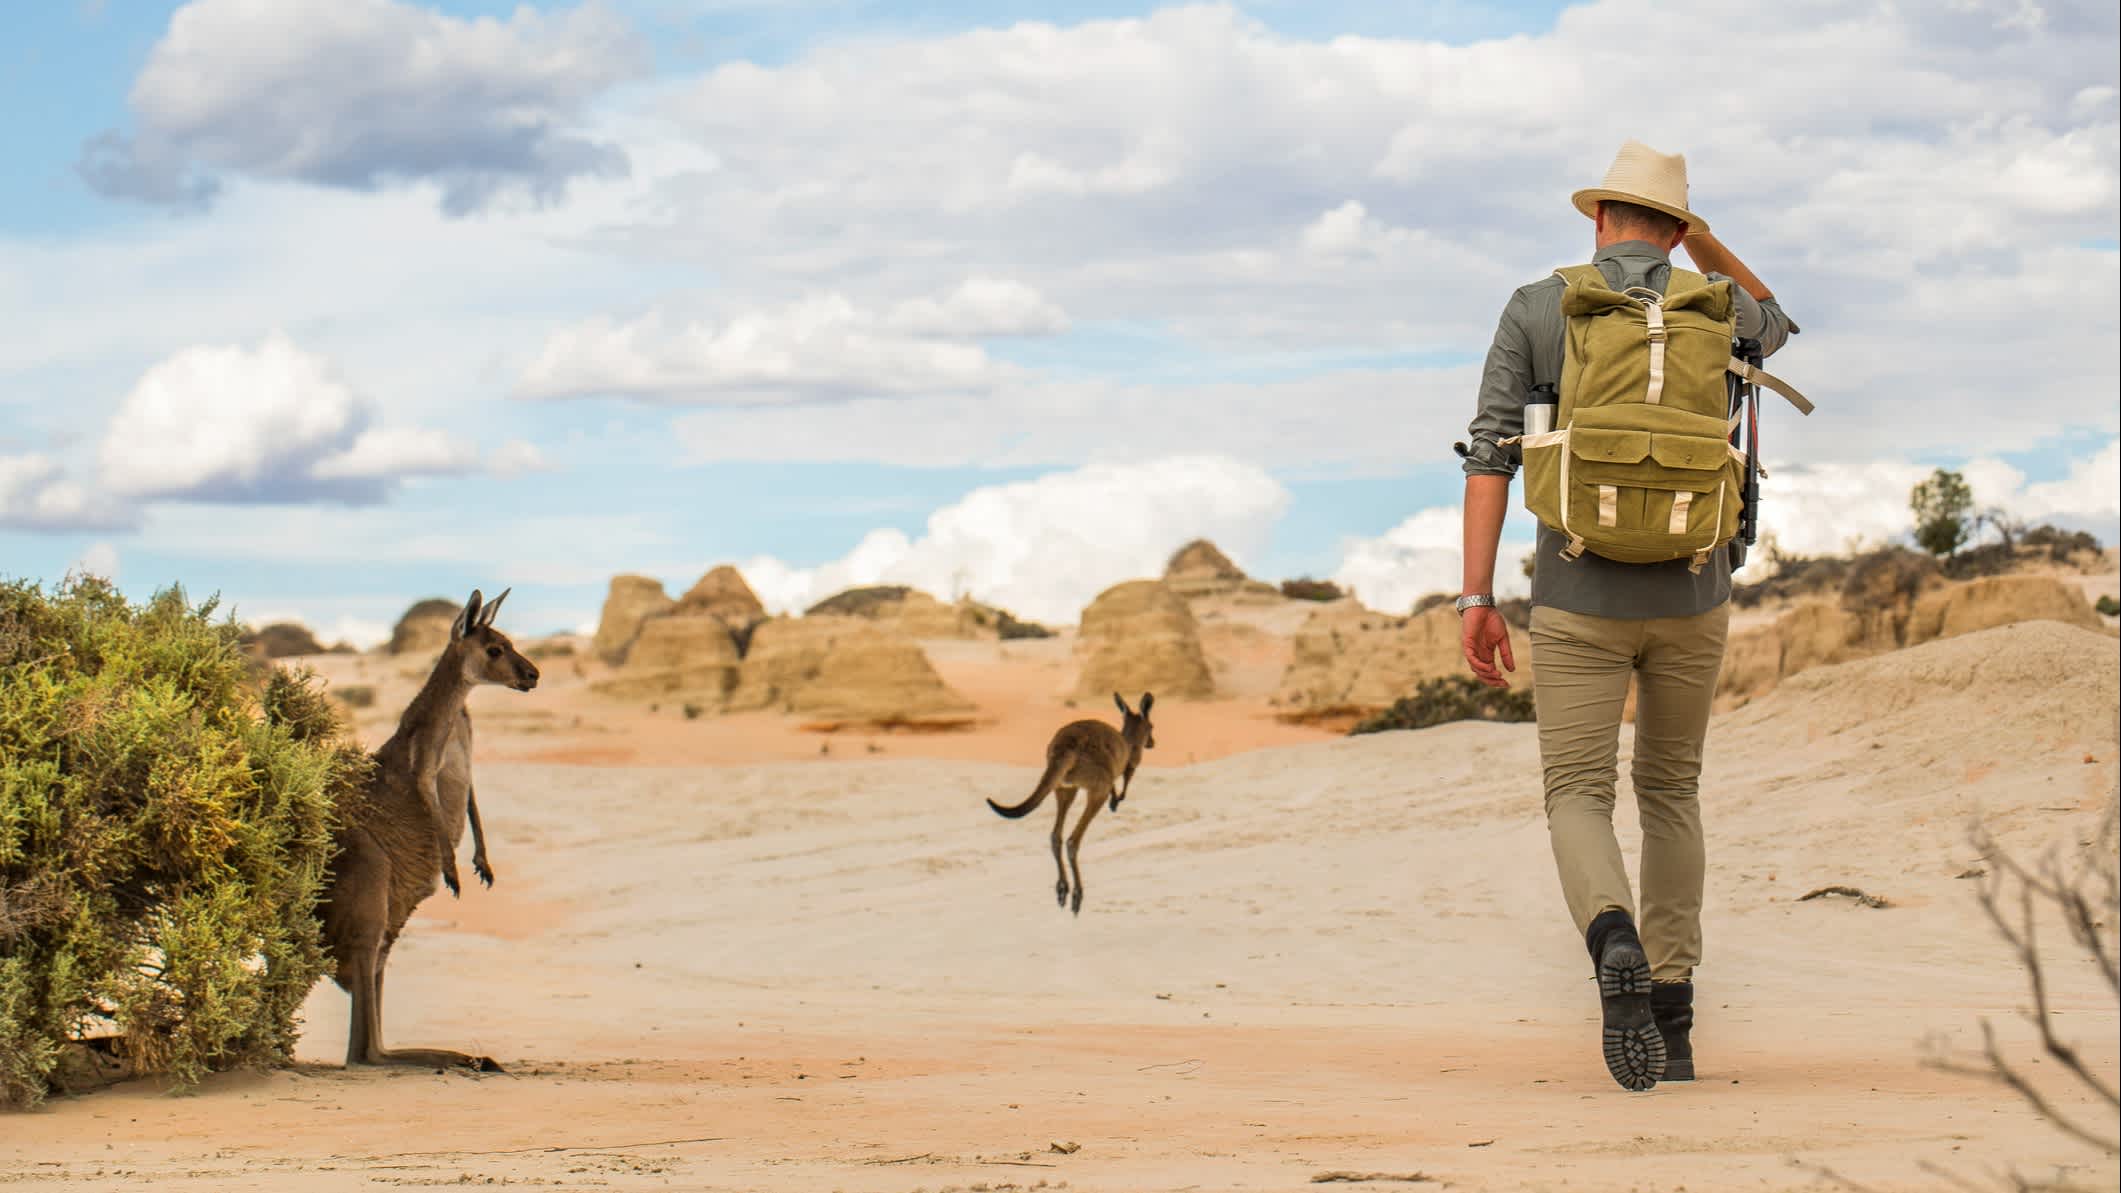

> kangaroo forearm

[
  {"left": 1462, "top": 475, "right": 1511, "bottom": 594},
  {"left": 1681, "top": 231, "right": 1773, "bottom": 302}
]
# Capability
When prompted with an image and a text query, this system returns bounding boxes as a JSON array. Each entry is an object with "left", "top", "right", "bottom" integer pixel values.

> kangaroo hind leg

[
  {"left": 1050, "top": 787, "right": 1079, "bottom": 909},
  {"left": 1066, "top": 791, "right": 1109, "bottom": 916}
]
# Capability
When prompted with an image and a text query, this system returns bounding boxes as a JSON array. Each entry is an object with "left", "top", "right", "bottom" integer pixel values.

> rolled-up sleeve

[
  {"left": 1728, "top": 285, "right": 1797, "bottom": 358},
  {"left": 1462, "top": 287, "right": 1535, "bottom": 478}
]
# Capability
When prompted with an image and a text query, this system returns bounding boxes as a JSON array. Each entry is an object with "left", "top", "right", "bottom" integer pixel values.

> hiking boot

[
  {"left": 1585, "top": 909, "right": 1665, "bottom": 1091},
  {"left": 1651, "top": 981, "right": 1694, "bottom": 1082}
]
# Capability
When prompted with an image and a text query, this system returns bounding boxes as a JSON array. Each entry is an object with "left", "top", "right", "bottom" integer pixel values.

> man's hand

[{"left": 1461, "top": 606, "right": 1517, "bottom": 689}]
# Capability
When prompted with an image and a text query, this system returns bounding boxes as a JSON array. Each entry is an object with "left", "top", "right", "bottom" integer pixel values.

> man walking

[{"left": 1456, "top": 141, "right": 1797, "bottom": 1091}]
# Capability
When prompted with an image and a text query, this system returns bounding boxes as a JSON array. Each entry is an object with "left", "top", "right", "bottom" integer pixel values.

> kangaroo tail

[{"left": 989, "top": 756, "right": 1065, "bottom": 819}]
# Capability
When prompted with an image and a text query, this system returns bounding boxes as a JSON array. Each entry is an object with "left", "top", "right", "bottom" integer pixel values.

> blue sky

[{"left": 2, "top": 0, "right": 2115, "bottom": 642}]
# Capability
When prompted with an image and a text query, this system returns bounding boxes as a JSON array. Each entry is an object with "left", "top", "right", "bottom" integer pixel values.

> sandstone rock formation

[
  {"left": 1718, "top": 572, "right": 2107, "bottom": 708},
  {"left": 1274, "top": 601, "right": 1528, "bottom": 712},
  {"left": 1905, "top": 574, "right": 2105, "bottom": 645},
  {"left": 240, "top": 622, "right": 324, "bottom": 659},
  {"left": 591, "top": 615, "right": 742, "bottom": 702},
  {"left": 677, "top": 565, "right": 767, "bottom": 626},
  {"left": 592, "top": 575, "right": 676, "bottom": 665},
  {"left": 805, "top": 585, "right": 997, "bottom": 639},
  {"left": 1162, "top": 539, "right": 1281, "bottom": 602},
  {"left": 1073, "top": 580, "right": 1215, "bottom": 701},
  {"left": 726, "top": 617, "right": 974, "bottom": 721},
  {"left": 386, "top": 598, "right": 459, "bottom": 657}
]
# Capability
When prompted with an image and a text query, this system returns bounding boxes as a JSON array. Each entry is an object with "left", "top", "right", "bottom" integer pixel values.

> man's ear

[{"left": 1668, "top": 221, "right": 1689, "bottom": 251}]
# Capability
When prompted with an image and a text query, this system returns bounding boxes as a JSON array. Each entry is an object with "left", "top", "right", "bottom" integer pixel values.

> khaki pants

[{"left": 1529, "top": 603, "right": 1729, "bottom": 982}]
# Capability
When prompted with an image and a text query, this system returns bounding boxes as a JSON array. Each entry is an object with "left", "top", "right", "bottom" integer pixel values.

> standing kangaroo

[
  {"left": 988, "top": 692, "right": 1155, "bottom": 915},
  {"left": 319, "top": 588, "right": 538, "bottom": 1071}
]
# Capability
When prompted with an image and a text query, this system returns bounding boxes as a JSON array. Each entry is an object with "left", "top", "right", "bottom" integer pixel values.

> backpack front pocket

[{"left": 1552, "top": 428, "right": 1742, "bottom": 564}]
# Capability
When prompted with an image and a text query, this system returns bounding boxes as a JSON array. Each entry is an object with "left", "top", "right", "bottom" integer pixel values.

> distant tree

[{"left": 1910, "top": 468, "right": 1975, "bottom": 559}]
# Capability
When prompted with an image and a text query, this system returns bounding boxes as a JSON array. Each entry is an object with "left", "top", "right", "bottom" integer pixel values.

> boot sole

[{"left": 1597, "top": 940, "right": 1666, "bottom": 1091}]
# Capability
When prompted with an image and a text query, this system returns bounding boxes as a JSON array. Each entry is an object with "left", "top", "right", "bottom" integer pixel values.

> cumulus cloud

[
  {"left": 70, "top": 541, "right": 122, "bottom": 582},
  {"left": 99, "top": 333, "right": 478, "bottom": 504},
  {"left": 618, "top": 1, "right": 2115, "bottom": 453},
  {"left": 1332, "top": 506, "right": 1535, "bottom": 615},
  {"left": 516, "top": 284, "right": 1064, "bottom": 404},
  {"left": 0, "top": 454, "right": 134, "bottom": 532},
  {"left": 884, "top": 278, "right": 1070, "bottom": 339},
  {"left": 1747, "top": 437, "right": 2121, "bottom": 556},
  {"left": 1331, "top": 437, "right": 2120, "bottom": 610},
  {"left": 1300, "top": 199, "right": 1419, "bottom": 260},
  {"left": 736, "top": 455, "right": 1289, "bottom": 623},
  {"left": 488, "top": 439, "right": 556, "bottom": 476},
  {"left": 675, "top": 366, "right": 1464, "bottom": 471},
  {"left": 81, "top": 0, "right": 647, "bottom": 214}
]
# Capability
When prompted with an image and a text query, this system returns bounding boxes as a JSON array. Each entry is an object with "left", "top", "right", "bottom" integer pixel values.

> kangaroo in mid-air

[
  {"left": 988, "top": 692, "right": 1155, "bottom": 915},
  {"left": 318, "top": 588, "right": 538, "bottom": 1071}
]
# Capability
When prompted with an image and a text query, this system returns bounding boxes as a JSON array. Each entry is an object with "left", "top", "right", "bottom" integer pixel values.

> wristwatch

[{"left": 1454, "top": 593, "right": 1497, "bottom": 614}]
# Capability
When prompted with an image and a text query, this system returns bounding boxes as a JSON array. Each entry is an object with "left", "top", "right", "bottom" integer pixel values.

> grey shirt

[{"left": 1463, "top": 241, "right": 1796, "bottom": 619}]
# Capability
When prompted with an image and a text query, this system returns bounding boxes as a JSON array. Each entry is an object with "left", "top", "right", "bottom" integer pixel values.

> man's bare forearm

[
  {"left": 1462, "top": 474, "right": 1511, "bottom": 594},
  {"left": 1681, "top": 230, "right": 1773, "bottom": 302}
]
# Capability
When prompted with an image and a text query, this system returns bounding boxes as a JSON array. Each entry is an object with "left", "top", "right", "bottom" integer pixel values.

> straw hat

[{"left": 1571, "top": 139, "right": 1706, "bottom": 233}]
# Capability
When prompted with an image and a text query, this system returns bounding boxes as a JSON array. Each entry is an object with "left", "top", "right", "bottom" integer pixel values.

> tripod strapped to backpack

[
  {"left": 1728, "top": 337, "right": 1763, "bottom": 572},
  {"left": 1724, "top": 335, "right": 1815, "bottom": 573}
]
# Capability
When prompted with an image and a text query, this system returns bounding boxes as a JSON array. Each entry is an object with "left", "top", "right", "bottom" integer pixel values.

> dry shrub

[{"left": 0, "top": 578, "right": 362, "bottom": 1107}]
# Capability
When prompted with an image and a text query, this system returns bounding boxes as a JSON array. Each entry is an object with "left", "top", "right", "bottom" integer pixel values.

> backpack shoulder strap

[
  {"left": 1664, "top": 265, "right": 1712, "bottom": 294},
  {"left": 1728, "top": 356, "right": 1816, "bottom": 415},
  {"left": 1552, "top": 263, "right": 1609, "bottom": 292}
]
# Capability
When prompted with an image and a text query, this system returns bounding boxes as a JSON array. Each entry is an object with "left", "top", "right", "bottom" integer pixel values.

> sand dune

[{"left": 4, "top": 623, "right": 2115, "bottom": 1191}]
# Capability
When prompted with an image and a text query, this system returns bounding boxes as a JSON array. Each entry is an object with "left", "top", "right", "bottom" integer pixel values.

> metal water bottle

[{"left": 1523, "top": 383, "right": 1558, "bottom": 438}]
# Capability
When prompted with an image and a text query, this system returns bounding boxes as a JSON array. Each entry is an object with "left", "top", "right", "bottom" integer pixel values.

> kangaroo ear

[
  {"left": 1113, "top": 692, "right": 1131, "bottom": 717},
  {"left": 1139, "top": 691, "right": 1154, "bottom": 715},
  {"left": 479, "top": 587, "right": 510, "bottom": 627},
  {"left": 453, "top": 590, "right": 484, "bottom": 641}
]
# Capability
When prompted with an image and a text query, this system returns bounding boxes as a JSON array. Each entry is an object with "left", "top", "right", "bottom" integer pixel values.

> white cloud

[
  {"left": 515, "top": 291, "right": 1031, "bottom": 405},
  {"left": 81, "top": 0, "right": 647, "bottom": 213},
  {"left": 2019, "top": 438, "right": 2121, "bottom": 524},
  {"left": 675, "top": 366, "right": 1471, "bottom": 472},
  {"left": 98, "top": 333, "right": 477, "bottom": 504},
  {"left": 235, "top": 606, "right": 394, "bottom": 652},
  {"left": 0, "top": 454, "right": 133, "bottom": 531},
  {"left": 70, "top": 541, "right": 121, "bottom": 582},
  {"left": 1300, "top": 199, "right": 1416, "bottom": 260},
  {"left": 736, "top": 455, "right": 1290, "bottom": 623},
  {"left": 884, "top": 278, "right": 1070, "bottom": 338},
  {"left": 1332, "top": 506, "right": 1534, "bottom": 615},
  {"left": 488, "top": 438, "right": 556, "bottom": 476},
  {"left": 1756, "top": 437, "right": 2120, "bottom": 556},
  {"left": 312, "top": 426, "right": 478, "bottom": 481}
]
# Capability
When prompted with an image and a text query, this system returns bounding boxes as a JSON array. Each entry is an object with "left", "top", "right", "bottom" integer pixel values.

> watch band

[{"left": 1454, "top": 593, "right": 1497, "bottom": 613}]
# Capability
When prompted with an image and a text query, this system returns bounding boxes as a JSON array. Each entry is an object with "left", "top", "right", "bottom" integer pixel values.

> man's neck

[{"left": 1594, "top": 237, "right": 1669, "bottom": 258}]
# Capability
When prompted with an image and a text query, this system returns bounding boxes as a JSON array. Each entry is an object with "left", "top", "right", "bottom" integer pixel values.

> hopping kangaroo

[
  {"left": 988, "top": 692, "right": 1155, "bottom": 915},
  {"left": 319, "top": 588, "right": 538, "bottom": 1070}
]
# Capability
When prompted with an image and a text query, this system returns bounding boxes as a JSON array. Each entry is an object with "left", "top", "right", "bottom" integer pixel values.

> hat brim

[{"left": 1571, "top": 187, "right": 1706, "bottom": 235}]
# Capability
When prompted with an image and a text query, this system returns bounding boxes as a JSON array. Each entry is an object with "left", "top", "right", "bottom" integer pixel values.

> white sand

[{"left": 3, "top": 622, "right": 2115, "bottom": 1192}]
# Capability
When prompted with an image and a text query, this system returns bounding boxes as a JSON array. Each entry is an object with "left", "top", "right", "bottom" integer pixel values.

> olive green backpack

[{"left": 1515, "top": 264, "right": 1811, "bottom": 571}]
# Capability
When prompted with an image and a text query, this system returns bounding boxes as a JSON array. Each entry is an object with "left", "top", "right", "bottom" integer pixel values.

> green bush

[
  {"left": 995, "top": 610, "right": 1054, "bottom": 640},
  {"left": 2098, "top": 595, "right": 2120, "bottom": 618},
  {"left": 0, "top": 577, "right": 364, "bottom": 1107},
  {"left": 1280, "top": 578, "right": 1344, "bottom": 602},
  {"left": 1911, "top": 468, "right": 1974, "bottom": 559},
  {"left": 1349, "top": 675, "right": 1535, "bottom": 735}
]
